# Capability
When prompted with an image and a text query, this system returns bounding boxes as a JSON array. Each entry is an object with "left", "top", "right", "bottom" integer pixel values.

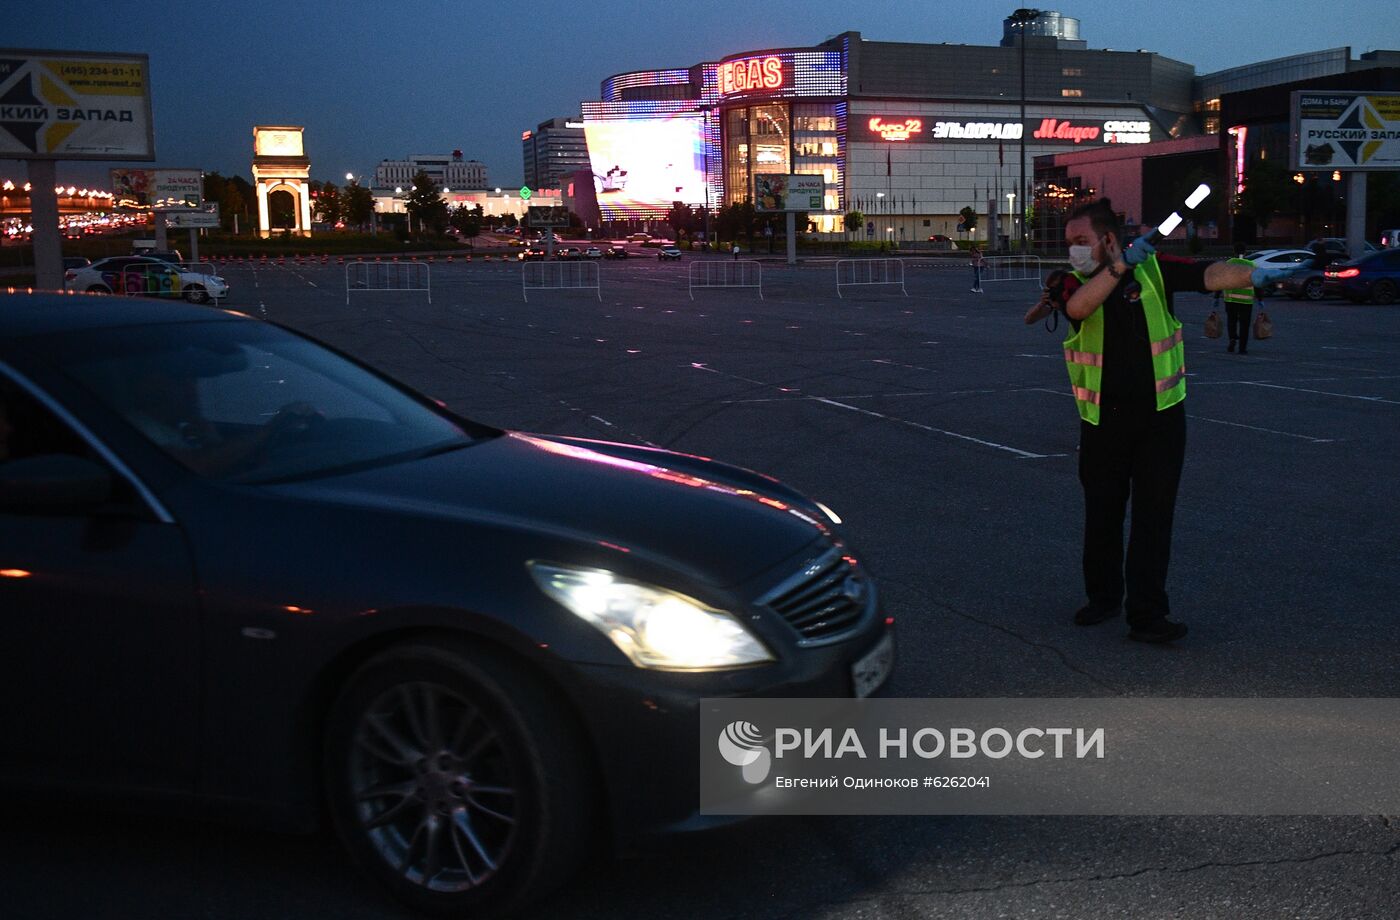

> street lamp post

[
  {"left": 1011, "top": 8, "right": 1042, "bottom": 252},
  {"left": 1007, "top": 192, "right": 1016, "bottom": 248}
]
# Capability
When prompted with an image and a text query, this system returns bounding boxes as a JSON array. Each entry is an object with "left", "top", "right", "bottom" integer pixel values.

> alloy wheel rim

[{"left": 349, "top": 681, "right": 520, "bottom": 892}]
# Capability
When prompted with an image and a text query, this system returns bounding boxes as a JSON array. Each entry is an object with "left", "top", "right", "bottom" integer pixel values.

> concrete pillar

[
  {"left": 26, "top": 159, "right": 62, "bottom": 291},
  {"left": 256, "top": 181, "right": 271, "bottom": 238},
  {"left": 1347, "top": 172, "right": 1367, "bottom": 260}
]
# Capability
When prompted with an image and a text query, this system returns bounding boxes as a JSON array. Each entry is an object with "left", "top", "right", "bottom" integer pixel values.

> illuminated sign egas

[
  {"left": 868, "top": 117, "right": 923, "bottom": 141},
  {"left": 718, "top": 56, "right": 784, "bottom": 96}
]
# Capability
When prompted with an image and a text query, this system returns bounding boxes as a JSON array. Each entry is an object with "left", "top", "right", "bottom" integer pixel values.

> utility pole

[{"left": 1011, "top": 8, "right": 1042, "bottom": 251}]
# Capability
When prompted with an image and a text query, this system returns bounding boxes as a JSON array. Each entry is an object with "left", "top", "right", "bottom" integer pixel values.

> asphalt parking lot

[{"left": 7, "top": 255, "right": 1400, "bottom": 918}]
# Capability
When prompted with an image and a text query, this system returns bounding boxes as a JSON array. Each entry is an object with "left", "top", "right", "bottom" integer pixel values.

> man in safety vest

[
  {"left": 1221, "top": 253, "right": 1256, "bottom": 354},
  {"left": 1059, "top": 198, "right": 1291, "bottom": 643}
]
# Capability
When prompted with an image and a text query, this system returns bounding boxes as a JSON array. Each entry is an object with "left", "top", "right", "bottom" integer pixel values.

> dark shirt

[{"left": 1083, "top": 258, "right": 1209, "bottom": 415}]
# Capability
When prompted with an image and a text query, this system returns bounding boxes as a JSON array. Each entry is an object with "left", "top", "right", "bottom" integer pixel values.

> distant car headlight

[{"left": 527, "top": 562, "right": 774, "bottom": 670}]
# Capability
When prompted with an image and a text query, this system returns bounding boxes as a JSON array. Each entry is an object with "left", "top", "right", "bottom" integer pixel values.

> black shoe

[
  {"left": 1128, "top": 619, "right": 1188, "bottom": 643},
  {"left": 1227, "top": 340, "right": 1235, "bottom": 353},
  {"left": 1074, "top": 604, "right": 1121, "bottom": 626}
]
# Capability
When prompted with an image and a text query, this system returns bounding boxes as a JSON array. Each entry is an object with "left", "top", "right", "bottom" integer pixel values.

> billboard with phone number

[{"left": 0, "top": 49, "right": 154, "bottom": 160}]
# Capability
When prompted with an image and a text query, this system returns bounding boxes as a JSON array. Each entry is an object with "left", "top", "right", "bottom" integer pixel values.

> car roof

[{"left": 0, "top": 292, "right": 246, "bottom": 338}]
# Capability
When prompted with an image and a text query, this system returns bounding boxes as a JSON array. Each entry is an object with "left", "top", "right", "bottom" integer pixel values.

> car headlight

[
  {"left": 815, "top": 501, "right": 843, "bottom": 525},
  {"left": 527, "top": 562, "right": 774, "bottom": 670}
]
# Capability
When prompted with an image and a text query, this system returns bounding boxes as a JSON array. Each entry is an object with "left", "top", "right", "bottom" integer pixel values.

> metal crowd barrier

[
  {"left": 982, "top": 255, "right": 1043, "bottom": 283},
  {"left": 521, "top": 260, "right": 601, "bottom": 302},
  {"left": 688, "top": 260, "right": 763, "bottom": 300},
  {"left": 345, "top": 261, "right": 431, "bottom": 305},
  {"left": 835, "top": 258, "right": 908, "bottom": 298}
]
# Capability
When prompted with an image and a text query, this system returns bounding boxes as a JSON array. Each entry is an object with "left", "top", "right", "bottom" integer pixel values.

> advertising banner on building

[
  {"left": 1291, "top": 90, "right": 1400, "bottom": 171},
  {"left": 583, "top": 112, "right": 706, "bottom": 218},
  {"left": 754, "top": 174, "right": 825, "bottom": 212},
  {"left": 0, "top": 50, "right": 154, "bottom": 160},
  {"left": 858, "top": 115, "right": 1154, "bottom": 146}
]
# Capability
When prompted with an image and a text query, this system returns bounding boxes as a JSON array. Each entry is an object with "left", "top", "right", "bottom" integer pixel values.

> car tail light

[
  {"left": 64, "top": 269, "right": 77, "bottom": 281},
  {"left": 1333, "top": 268, "right": 1361, "bottom": 279}
]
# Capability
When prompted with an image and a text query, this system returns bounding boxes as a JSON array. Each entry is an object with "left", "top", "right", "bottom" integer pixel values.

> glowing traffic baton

[
  {"left": 1139, "top": 183, "right": 1211, "bottom": 247},
  {"left": 1123, "top": 184, "right": 1211, "bottom": 301}
]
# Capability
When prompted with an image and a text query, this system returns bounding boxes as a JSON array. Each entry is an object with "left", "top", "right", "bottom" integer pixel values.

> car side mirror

[{"left": 0, "top": 454, "right": 113, "bottom": 513}]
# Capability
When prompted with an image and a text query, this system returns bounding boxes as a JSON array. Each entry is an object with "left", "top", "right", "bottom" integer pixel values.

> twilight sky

[{"left": 8, "top": 0, "right": 1399, "bottom": 188}]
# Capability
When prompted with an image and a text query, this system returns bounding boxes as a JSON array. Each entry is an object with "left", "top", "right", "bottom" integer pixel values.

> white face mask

[{"left": 1068, "top": 244, "right": 1099, "bottom": 274}]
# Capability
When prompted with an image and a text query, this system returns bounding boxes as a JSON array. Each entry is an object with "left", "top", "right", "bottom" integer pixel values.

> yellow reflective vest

[
  {"left": 1064, "top": 254, "right": 1186, "bottom": 425},
  {"left": 1223, "top": 256, "right": 1255, "bottom": 305}
]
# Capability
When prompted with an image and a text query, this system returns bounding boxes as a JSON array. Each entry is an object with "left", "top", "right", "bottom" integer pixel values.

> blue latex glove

[
  {"left": 1250, "top": 266, "right": 1294, "bottom": 287},
  {"left": 1122, "top": 235, "right": 1155, "bottom": 266}
]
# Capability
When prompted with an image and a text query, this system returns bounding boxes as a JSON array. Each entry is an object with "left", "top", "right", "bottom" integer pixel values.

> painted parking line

[
  {"left": 812, "top": 397, "right": 1059, "bottom": 459},
  {"left": 690, "top": 363, "right": 1057, "bottom": 459},
  {"left": 1241, "top": 381, "right": 1400, "bottom": 406},
  {"left": 1028, "top": 386, "right": 1339, "bottom": 443},
  {"left": 1186, "top": 415, "right": 1336, "bottom": 443}
]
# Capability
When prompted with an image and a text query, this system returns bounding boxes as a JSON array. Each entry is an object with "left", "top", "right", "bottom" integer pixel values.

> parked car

[
  {"left": 517, "top": 247, "right": 547, "bottom": 261},
  {"left": 134, "top": 248, "right": 186, "bottom": 264},
  {"left": 556, "top": 247, "right": 579, "bottom": 260},
  {"left": 657, "top": 246, "right": 682, "bottom": 260},
  {"left": 1243, "top": 249, "right": 1317, "bottom": 298},
  {"left": 1379, "top": 229, "right": 1400, "bottom": 249},
  {"left": 604, "top": 246, "right": 628, "bottom": 259},
  {"left": 584, "top": 247, "right": 603, "bottom": 259},
  {"left": 1312, "top": 237, "right": 1378, "bottom": 259},
  {"left": 1324, "top": 248, "right": 1400, "bottom": 304},
  {"left": 63, "top": 256, "right": 92, "bottom": 271},
  {"left": 0, "top": 294, "right": 892, "bottom": 916},
  {"left": 64, "top": 255, "right": 228, "bottom": 304},
  {"left": 926, "top": 234, "right": 954, "bottom": 250}
]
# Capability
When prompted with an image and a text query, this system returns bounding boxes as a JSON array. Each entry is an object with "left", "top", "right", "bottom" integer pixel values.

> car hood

[{"left": 266, "top": 432, "right": 832, "bottom": 587}]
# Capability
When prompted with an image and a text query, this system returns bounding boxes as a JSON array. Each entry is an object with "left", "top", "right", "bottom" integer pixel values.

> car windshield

[{"left": 48, "top": 319, "right": 485, "bottom": 483}]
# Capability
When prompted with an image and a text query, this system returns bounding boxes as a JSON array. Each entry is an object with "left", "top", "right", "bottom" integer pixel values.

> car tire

[
  {"left": 1303, "top": 278, "right": 1324, "bottom": 301},
  {"left": 1373, "top": 280, "right": 1397, "bottom": 305},
  {"left": 183, "top": 284, "right": 209, "bottom": 304},
  {"left": 85, "top": 284, "right": 111, "bottom": 295},
  {"left": 324, "top": 640, "right": 596, "bottom": 918}
]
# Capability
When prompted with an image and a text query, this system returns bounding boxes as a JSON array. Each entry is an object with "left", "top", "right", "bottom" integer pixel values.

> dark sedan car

[
  {"left": 1324, "top": 248, "right": 1400, "bottom": 304},
  {"left": 0, "top": 295, "right": 893, "bottom": 916}
]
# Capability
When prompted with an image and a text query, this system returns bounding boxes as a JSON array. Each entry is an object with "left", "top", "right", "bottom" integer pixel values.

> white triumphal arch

[{"left": 251, "top": 126, "right": 312, "bottom": 238}]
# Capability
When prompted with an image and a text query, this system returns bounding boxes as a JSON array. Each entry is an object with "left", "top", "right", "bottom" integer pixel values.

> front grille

[{"left": 762, "top": 548, "right": 869, "bottom": 642}]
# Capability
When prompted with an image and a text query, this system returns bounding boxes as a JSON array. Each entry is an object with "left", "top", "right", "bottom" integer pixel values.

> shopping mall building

[{"left": 573, "top": 13, "right": 1197, "bottom": 239}]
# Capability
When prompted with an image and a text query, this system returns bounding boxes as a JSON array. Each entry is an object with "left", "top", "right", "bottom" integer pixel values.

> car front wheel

[
  {"left": 183, "top": 284, "right": 209, "bottom": 304},
  {"left": 325, "top": 641, "right": 595, "bottom": 917},
  {"left": 1303, "top": 278, "right": 1324, "bottom": 301},
  {"left": 1373, "top": 280, "right": 1397, "bottom": 305}
]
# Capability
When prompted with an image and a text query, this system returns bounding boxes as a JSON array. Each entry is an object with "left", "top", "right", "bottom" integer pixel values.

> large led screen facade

[{"left": 583, "top": 112, "right": 706, "bottom": 219}]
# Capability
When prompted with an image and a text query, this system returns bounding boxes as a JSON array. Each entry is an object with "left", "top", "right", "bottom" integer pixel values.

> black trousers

[
  {"left": 1078, "top": 402, "right": 1186, "bottom": 625},
  {"left": 1226, "top": 302, "right": 1252, "bottom": 349}
]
